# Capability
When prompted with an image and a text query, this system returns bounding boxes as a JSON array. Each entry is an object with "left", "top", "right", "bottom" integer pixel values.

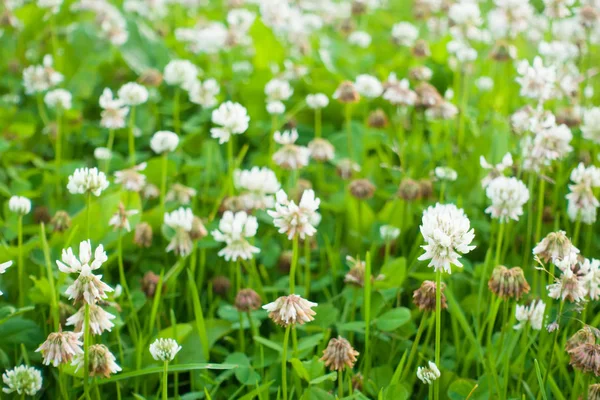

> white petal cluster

[
  {"left": 36, "top": 331, "right": 84, "bottom": 367},
  {"left": 416, "top": 361, "right": 440, "bottom": 385},
  {"left": 383, "top": 74, "right": 417, "bottom": 106},
  {"left": 434, "top": 167, "right": 457, "bottom": 182},
  {"left": 380, "top": 225, "right": 400, "bottom": 241},
  {"left": 522, "top": 121, "right": 573, "bottom": 171},
  {"left": 67, "top": 303, "right": 116, "bottom": 335},
  {"left": 212, "top": 211, "right": 260, "bottom": 261},
  {"left": 114, "top": 162, "right": 147, "bottom": 192},
  {"left": 149, "top": 338, "right": 182, "bottom": 362},
  {"left": 2, "top": 365, "right": 42, "bottom": 396},
  {"left": 163, "top": 59, "right": 198, "bottom": 88},
  {"left": 262, "top": 294, "right": 318, "bottom": 327},
  {"left": 514, "top": 300, "right": 546, "bottom": 331},
  {"left": 210, "top": 101, "right": 250, "bottom": 144},
  {"left": 268, "top": 189, "right": 320, "bottom": 240},
  {"left": 391, "top": 22, "right": 418, "bottom": 46},
  {"left": 175, "top": 22, "right": 229, "bottom": 55},
  {"left": 516, "top": 56, "right": 556, "bottom": 102},
  {"left": 547, "top": 267, "right": 587, "bottom": 303},
  {"left": 67, "top": 167, "right": 109, "bottom": 196},
  {"left": 150, "top": 130, "right": 179, "bottom": 154},
  {"left": 9, "top": 195, "right": 31, "bottom": 215},
  {"left": 485, "top": 176, "right": 530, "bottom": 222},
  {"left": 234, "top": 167, "right": 281, "bottom": 210},
  {"left": 581, "top": 107, "right": 600, "bottom": 145},
  {"left": 348, "top": 31, "right": 371, "bottom": 48},
  {"left": 265, "top": 78, "right": 293, "bottom": 102},
  {"left": 99, "top": 88, "right": 129, "bottom": 129},
  {"left": 580, "top": 258, "right": 600, "bottom": 300},
  {"left": 418, "top": 203, "right": 476, "bottom": 273},
  {"left": 117, "top": 82, "right": 149, "bottom": 106},
  {"left": 267, "top": 101, "right": 285, "bottom": 115},
  {"left": 308, "top": 138, "right": 335, "bottom": 162},
  {"left": 188, "top": 79, "right": 220, "bottom": 108},
  {"left": 44, "top": 88, "right": 72, "bottom": 110},
  {"left": 272, "top": 129, "right": 310, "bottom": 170},
  {"left": 164, "top": 207, "right": 195, "bottom": 257},
  {"left": 73, "top": 344, "right": 121, "bottom": 377},
  {"left": 566, "top": 163, "right": 600, "bottom": 225},
  {"left": 355, "top": 74, "right": 383, "bottom": 98},
  {"left": 306, "top": 93, "right": 329, "bottom": 109},
  {"left": 0, "top": 261, "right": 12, "bottom": 296},
  {"left": 480, "top": 153, "right": 512, "bottom": 187},
  {"left": 22, "top": 55, "right": 63, "bottom": 94}
]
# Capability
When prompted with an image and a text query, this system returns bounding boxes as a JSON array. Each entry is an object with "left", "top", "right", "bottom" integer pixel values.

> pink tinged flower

[
  {"left": 36, "top": 330, "right": 84, "bottom": 366},
  {"left": 262, "top": 294, "right": 318, "bottom": 327},
  {"left": 67, "top": 304, "right": 116, "bottom": 335}
]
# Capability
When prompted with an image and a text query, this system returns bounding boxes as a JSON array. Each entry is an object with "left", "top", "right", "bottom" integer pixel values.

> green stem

[
  {"left": 160, "top": 153, "right": 168, "bottom": 214},
  {"left": 37, "top": 93, "right": 50, "bottom": 125},
  {"left": 84, "top": 302, "right": 91, "bottom": 399},
  {"left": 128, "top": 106, "right": 136, "bottom": 165},
  {"left": 304, "top": 238, "right": 311, "bottom": 298},
  {"left": 364, "top": 252, "right": 372, "bottom": 379},
  {"left": 402, "top": 313, "right": 427, "bottom": 380},
  {"left": 17, "top": 215, "right": 24, "bottom": 307},
  {"left": 542, "top": 301, "right": 564, "bottom": 389},
  {"left": 338, "top": 370, "right": 343, "bottom": 398},
  {"left": 434, "top": 269, "right": 442, "bottom": 400},
  {"left": 282, "top": 325, "right": 291, "bottom": 400},
  {"left": 40, "top": 223, "right": 60, "bottom": 330},
  {"left": 86, "top": 192, "right": 91, "bottom": 239},
  {"left": 535, "top": 177, "right": 546, "bottom": 244},
  {"left": 315, "top": 108, "right": 322, "bottom": 138},
  {"left": 495, "top": 222, "right": 505, "bottom": 267},
  {"left": 104, "top": 129, "right": 115, "bottom": 174},
  {"left": 573, "top": 212, "right": 582, "bottom": 248},
  {"left": 290, "top": 236, "right": 299, "bottom": 294},
  {"left": 162, "top": 361, "right": 168, "bottom": 400},
  {"left": 56, "top": 111, "right": 62, "bottom": 200},
  {"left": 173, "top": 88, "right": 180, "bottom": 135},
  {"left": 345, "top": 103, "right": 354, "bottom": 161},
  {"left": 227, "top": 138, "right": 234, "bottom": 196}
]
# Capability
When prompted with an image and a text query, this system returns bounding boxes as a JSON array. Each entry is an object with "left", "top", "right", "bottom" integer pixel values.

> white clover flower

[
  {"left": 305, "top": 93, "right": 329, "bottom": 109},
  {"left": 67, "top": 167, "right": 109, "bottom": 196},
  {"left": 447, "top": 40, "right": 477, "bottom": 63},
  {"left": 2, "top": 365, "right": 42, "bottom": 396},
  {"left": 383, "top": 75, "right": 417, "bottom": 106},
  {"left": 9, "top": 195, "right": 31, "bottom": 215},
  {"left": 475, "top": 76, "right": 494, "bottom": 91},
  {"left": 22, "top": 55, "right": 63, "bottom": 94},
  {"left": 547, "top": 267, "right": 587, "bottom": 302},
  {"left": 580, "top": 258, "right": 600, "bottom": 300},
  {"left": 434, "top": 167, "right": 457, "bottom": 182},
  {"left": 56, "top": 240, "right": 107, "bottom": 274},
  {"left": 108, "top": 203, "right": 138, "bottom": 232},
  {"left": 38, "top": 0, "right": 62, "bottom": 13},
  {"left": 44, "top": 88, "right": 72, "bottom": 110},
  {"left": 391, "top": 22, "right": 418, "bottom": 46},
  {"left": 566, "top": 163, "right": 600, "bottom": 225},
  {"left": 114, "top": 162, "right": 147, "bottom": 192},
  {"left": 355, "top": 74, "right": 383, "bottom": 98},
  {"left": 308, "top": 138, "right": 335, "bottom": 162},
  {"left": 515, "top": 56, "right": 556, "bottom": 102},
  {"left": 149, "top": 338, "right": 182, "bottom": 362},
  {"left": 166, "top": 183, "right": 197, "bottom": 205},
  {"left": 380, "top": 225, "right": 400, "bottom": 241},
  {"left": 480, "top": 153, "right": 512, "bottom": 188},
  {"left": 265, "top": 78, "right": 293, "bottom": 102},
  {"left": 514, "top": 300, "right": 546, "bottom": 331},
  {"left": 234, "top": 167, "right": 281, "bottom": 210},
  {"left": 163, "top": 59, "right": 198, "bottom": 88},
  {"left": 150, "top": 130, "right": 179, "bottom": 154},
  {"left": 188, "top": 79, "right": 220, "bottom": 108},
  {"left": 272, "top": 129, "right": 310, "bottom": 170},
  {"left": 418, "top": 203, "right": 476, "bottom": 274},
  {"left": 485, "top": 176, "right": 530, "bottom": 222},
  {"left": 0, "top": 261, "right": 12, "bottom": 295},
  {"left": 117, "top": 82, "right": 149, "bottom": 106},
  {"left": 94, "top": 147, "right": 112, "bottom": 161},
  {"left": 175, "top": 22, "right": 228, "bottom": 55},
  {"left": 348, "top": 31, "right": 371, "bottom": 48},
  {"left": 543, "top": 0, "right": 574, "bottom": 18},
  {"left": 210, "top": 101, "right": 250, "bottom": 144},
  {"left": 73, "top": 344, "right": 121, "bottom": 378},
  {"left": 262, "top": 294, "right": 318, "bottom": 327},
  {"left": 533, "top": 231, "right": 579, "bottom": 263},
  {"left": 65, "top": 265, "right": 113, "bottom": 305},
  {"left": 523, "top": 122, "right": 573, "bottom": 171},
  {"left": 164, "top": 207, "right": 194, "bottom": 257},
  {"left": 581, "top": 107, "right": 600, "bottom": 145},
  {"left": 416, "top": 361, "right": 440, "bottom": 385},
  {"left": 67, "top": 303, "right": 116, "bottom": 335},
  {"left": 268, "top": 189, "right": 320, "bottom": 240},
  {"left": 36, "top": 330, "right": 84, "bottom": 366},
  {"left": 99, "top": 88, "right": 129, "bottom": 129},
  {"left": 212, "top": 211, "right": 260, "bottom": 261},
  {"left": 267, "top": 100, "right": 285, "bottom": 115}
]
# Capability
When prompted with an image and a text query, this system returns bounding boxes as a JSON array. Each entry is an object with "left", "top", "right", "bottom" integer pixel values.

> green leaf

[
  {"left": 448, "top": 379, "right": 478, "bottom": 400},
  {"left": 375, "top": 307, "right": 411, "bottom": 332},
  {"left": 290, "top": 358, "right": 311, "bottom": 382},
  {"left": 97, "top": 363, "right": 238, "bottom": 385},
  {"left": 301, "top": 387, "right": 335, "bottom": 400},
  {"left": 309, "top": 372, "right": 337, "bottom": 385},
  {"left": 252, "top": 336, "right": 283, "bottom": 353}
]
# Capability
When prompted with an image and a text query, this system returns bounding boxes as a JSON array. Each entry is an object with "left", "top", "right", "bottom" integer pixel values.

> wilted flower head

[
  {"left": 108, "top": 203, "right": 138, "bottom": 232},
  {"left": 268, "top": 189, "right": 320, "bottom": 240},
  {"left": 51, "top": 210, "right": 71, "bottom": 232},
  {"left": 480, "top": 153, "right": 513, "bottom": 188},
  {"left": 308, "top": 138, "right": 335, "bottom": 162},
  {"left": 418, "top": 203, "right": 476, "bottom": 273},
  {"left": 416, "top": 361, "right": 440, "bottom": 385},
  {"left": 149, "top": 338, "right": 182, "bottom": 362},
  {"left": 488, "top": 265, "right": 530, "bottom": 300},
  {"left": 413, "top": 280, "right": 447, "bottom": 312},
  {"left": 67, "top": 167, "right": 109, "bottom": 196},
  {"left": 397, "top": 178, "right": 422, "bottom": 201},
  {"left": 320, "top": 336, "right": 359, "bottom": 371},
  {"left": 568, "top": 343, "right": 600, "bottom": 376},
  {"left": 150, "top": 130, "right": 179, "bottom": 154},
  {"left": 114, "top": 162, "right": 146, "bottom": 192},
  {"left": 211, "top": 211, "right": 260, "bottom": 261},
  {"left": 349, "top": 179, "right": 376, "bottom": 200},
  {"left": 415, "top": 82, "right": 443, "bottom": 109},
  {"left": 391, "top": 21, "right": 418, "bottom": 46},
  {"left": 533, "top": 231, "right": 579, "bottom": 263},
  {"left": 547, "top": 268, "right": 587, "bottom": 303},
  {"left": 166, "top": 183, "right": 197, "bottom": 205},
  {"left": 514, "top": 300, "right": 546, "bottom": 331},
  {"left": 383, "top": 74, "right": 417, "bottom": 106},
  {"left": 272, "top": 129, "right": 311, "bottom": 170},
  {"left": 367, "top": 109, "right": 389, "bottom": 128},
  {"left": 485, "top": 176, "right": 530, "bottom": 222},
  {"left": 333, "top": 81, "right": 360, "bottom": 104},
  {"left": 117, "top": 82, "right": 148, "bottom": 106},
  {"left": 211, "top": 101, "right": 250, "bottom": 144},
  {"left": 262, "top": 294, "right": 317, "bottom": 327},
  {"left": 234, "top": 167, "right": 280, "bottom": 210},
  {"left": 235, "top": 288, "right": 262, "bottom": 312},
  {"left": 164, "top": 207, "right": 194, "bottom": 257},
  {"left": 134, "top": 222, "right": 153, "bottom": 248},
  {"left": 566, "top": 326, "right": 597, "bottom": 354},
  {"left": 2, "top": 365, "right": 42, "bottom": 396},
  {"left": 8, "top": 195, "right": 31, "bottom": 215},
  {"left": 36, "top": 330, "right": 83, "bottom": 366},
  {"left": 73, "top": 344, "right": 121, "bottom": 378}
]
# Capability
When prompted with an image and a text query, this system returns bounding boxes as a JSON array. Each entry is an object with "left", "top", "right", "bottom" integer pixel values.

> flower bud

[
  {"left": 235, "top": 288, "right": 262, "bottom": 312},
  {"left": 413, "top": 280, "right": 447, "bottom": 312},
  {"left": 51, "top": 210, "right": 71, "bottom": 232},
  {"left": 349, "top": 179, "right": 376, "bottom": 200},
  {"left": 367, "top": 109, "right": 389, "bottom": 129},
  {"left": 334, "top": 81, "right": 360, "bottom": 104},
  {"left": 212, "top": 276, "right": 231, "bottom": 297}
]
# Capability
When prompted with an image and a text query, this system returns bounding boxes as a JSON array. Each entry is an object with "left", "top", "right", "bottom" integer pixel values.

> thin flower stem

[
  {"left": 573, "top": 212, "right": 582, "bottom": 248},
  {"left": 83, "top": 302, "right": 91, "bottom": 399},
  {"left": 162, "top": 361, "right": 169, "bottom": 400},
  {"left": 494, "top": 222, "right": 505, "bottom": 267},
  {"left": 542, "top": 300, "right": 564, "bottom": 389},
  {"left": 534, "top": 177, "right": 546, "bottom": 244},
  {"left": 160, "top": 153, "right": 168, "bottom": 214},
  {"left": 37, "top": 93, "right": 50, "bottom": 125},
  {"left": 104, "top": 129, "right": 115, "bottom": 174},
  {"left": 173, "top": 88, "right": 180, "bottom": 135},
  {"left": 282, "top": 325, "right": 291, "bottom": 400},
  {"left": 55, "top": 110, "right": 62, "bottom": 200},
  {"left": 402, "top": 313, "right": 427, "bottom": 380},
  {"left": 128, "top": 106, "right": 136, "bottom": 166},
  {"left": 40, "top": 223, "right": 60, "bottom": 330},
  {"left": 315, "top": 108, "right": 322, "bottom": 138},
  {"left": 434, "top": 269, "right": 442, "bottom": 400},
  {"left": 522, "top": 173, "right": 535, "bottom": 268},
  {"left": 364, "top": 252, "right": 372, "bottom": 380},
  {"left": 338, "top": 370, "right": 343, "bottom": 398},
  {"left": 86, "top": 192, "right": 91, "bottom": 239},
  {"left": 304, "top": 238, "right": 311, "bottom": 298},
  {"left": 17, "top": 215, "right": 24, "bottom": 307},
  {"left": 290, "top": 236, "right": 299, "bottom": 294},
  {"left": 227, "top": 137, "right": 234, "bottom": 196},
  {"left": 345, "top": 103, "right": 354, "bottom": 161}
]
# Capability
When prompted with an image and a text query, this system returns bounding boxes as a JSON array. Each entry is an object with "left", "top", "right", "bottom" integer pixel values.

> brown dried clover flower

[
  {"left": 349, "top": 179, "right": 376, "bottom": 200},
  {"left": 411, "top": 39, "right": 431, "bottom": 58},
  {"left": 337, "top": 158, "right": 361, "bottom": 180},
  {"left": 190, "top": 216, "right": 208, "bottom": 240},
  {"left": 138, "top": 69, "right": 163, "bottom": 87},
  {"left": 334, "top": 81, "right": 360, "bottom": 104},
  {"left": 134, "top": 222, "right": 153, "bottom": 248},
  {"left": 140, "top": 271, "right": 163, "bottom": 298},
  {"left": 235, "top": 289, "right": 262, "bottom": 312},
  {"left": 212, "top": 276, "right": 231, "bottom": 297},
  {"left": 419, "top": 179, "right": 434, "bottom": 199},
  {"left": 566, "top": 326, "right": 598, "bottom": 354},
  {"left": 320, "top": 336, "right": 360, "bottom": 371},
  {"left": 344, "top": 258, "right": 384, "bottom": 288},
  {"left": 415, "top": 82, "right": 442, "bottom": 109},
  {"left": 34, "top": 206, "right": 51, "bottom": 224},
  {"left": 488, "top": 265, "right": 530, "bottom": 300},
  {"left": 413, "top": 280, "right": 447, "bottom": 312},
  {"left": 568, "top": 343, "right": 600, "bottom": 376},
  {"left": 368, "top": 109, "right": 389, "bottom": 129},
  {"left": 589, "top": 383, "right": 600, "bottom": 400},
  {"left": 397, "top": 178, "right": 422, "bottom": 201},
  {"left": 51, "top": 210, "right": 71, "bottom": 232}
]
